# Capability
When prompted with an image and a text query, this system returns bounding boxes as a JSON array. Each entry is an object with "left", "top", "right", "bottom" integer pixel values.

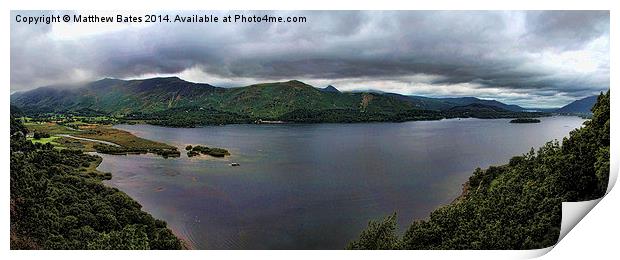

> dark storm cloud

[
  {"left": 10, "top": 10, "right": 609, "bottom": 106},
  {"left": 523, "top": 11, "right": 610, "bottom": 50}
]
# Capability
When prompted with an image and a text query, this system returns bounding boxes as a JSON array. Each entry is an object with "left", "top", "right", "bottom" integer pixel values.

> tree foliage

[
  {"left": 186, "top": 145, "right": 230, "bottom": 157},
  {"left": 93, "top": 144, "right": 180, "bottom": 158},
  {"left": 347, "top": 213, "right": 401, "bottom": 250},
  {"left": 33, "top": 131, "right": 51, "bottom": 140},
  {"left": 10, "top": 118, "right": 183, "bottom": 249}
]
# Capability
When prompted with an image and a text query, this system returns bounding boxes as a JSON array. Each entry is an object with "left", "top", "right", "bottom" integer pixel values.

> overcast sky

[{"left": 11, "top": 10, "right": 609, "bottom": 107}]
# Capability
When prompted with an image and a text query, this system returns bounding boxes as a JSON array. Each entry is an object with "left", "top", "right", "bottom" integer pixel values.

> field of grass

[
  {"left": 24, "top": 122, "right": 176, "bottom": 154},
  {"left": 24, "top": 122, "right": 79, "bottom": 135},
  {"left": 27, "top": 135, "right": 61, "bottom": 145},
  {"left": 74, "top": 125, "right": 175, "bottom": 150},
  {"left": 54, "top": 137, "right": 101, "bottom": 152}
]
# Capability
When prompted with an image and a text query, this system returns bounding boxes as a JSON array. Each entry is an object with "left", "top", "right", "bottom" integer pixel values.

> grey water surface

[{"left": 97, "top": 116, "right": 585, "bottom": 249}]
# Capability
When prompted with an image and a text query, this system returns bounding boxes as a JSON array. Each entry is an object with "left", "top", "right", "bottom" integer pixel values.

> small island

[
  {"left": 186, "top": 145, "right": 231, "bottom": 157},
  {"left": 94, "top": 144, "right": 181, "bottom": 158},
  {"left": 509, "top": 118, "right": 541, "bottom": 123}
]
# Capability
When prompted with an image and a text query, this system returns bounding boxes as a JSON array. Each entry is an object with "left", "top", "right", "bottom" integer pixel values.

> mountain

[
  {"left": 555, "top": 95, "right": 598, "bottom": 114},
  {"left": 320, "top": 85, "right": 341, "bottom": 93},
  {"left": 383, "top": 93, "right": 525, "bottom": 112},
  {"left": 446, "top": 103, "right": 510, "bottom": 113},
  {"left": 382, "top": 93, "right": 454, "bottom": 110},
  {"left": 11, "top": 77, "right": 420, "bottom": 119},
  {"left": 10, "top": 77, "right": 222, "bottom": 114},
  {"left": 521, "top": 107, "right": 560, "bottom": 113},
  {"left": 436, "top": 97, "right": 525, "bottom": 112},
  {"left": 11, "top": 77, "right": 540, "bottom": 126}
]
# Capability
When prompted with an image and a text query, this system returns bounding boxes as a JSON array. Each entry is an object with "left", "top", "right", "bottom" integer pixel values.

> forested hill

[
  {"left": 381, "top": 93, "right": 526, "bottom": 111},
  {"left": 10, "top": 118, "right": 183, "bottom": 249},
  {"left": 10, "top": 77, "right": 416, "bottom": 117},
  {"left": 11, "top": 77, "right": 536, "bottom": 126},
  {"left": 10, "top": 77, "right": 222, "bottom": 115},
  {"left": 348, "top": 91, "right": 610, "bottom": 250}
]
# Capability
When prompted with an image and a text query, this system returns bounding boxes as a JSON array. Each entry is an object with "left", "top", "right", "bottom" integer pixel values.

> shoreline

[
  {"left": 116, "top": 115, "right": 582, "bottom": 130},
  {"left": 92, "top": 152, "right": 188, "bottom": 248},
  {"left": 58, "top": 134, "right": 122, "bottom": 147},
  {"left": 135, "top": 114, "right": 551, "bottom": 128}
]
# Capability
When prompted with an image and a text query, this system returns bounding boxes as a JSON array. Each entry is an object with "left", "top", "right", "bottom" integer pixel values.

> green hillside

[
  {"left": 11, "top": 77, "right": 542, "bottom": 126},
  {"left": 11, "top": 78, "right": 416, "bottom": 118},
  {"left": 216, "top": 80, "right": 361, "bottom": 118}
]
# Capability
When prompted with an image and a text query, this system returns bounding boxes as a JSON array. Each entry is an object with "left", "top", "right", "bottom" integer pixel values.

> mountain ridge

[
  {"left": 13, "top": 77, "right": 525, "bottom": 113},
  {"left": 555, "top": 95, "right": 599, "bottom": 114},
  {"left": 11, "top": 77, "right": 546, "bottom": 126},
  {"left": 320, "top": 85, "right": 341, "bottom": 93}
]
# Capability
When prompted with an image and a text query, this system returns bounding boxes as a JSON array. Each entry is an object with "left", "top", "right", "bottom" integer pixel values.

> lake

[{"left": 97, "top": 116, "right": 585, "bottom": 249}]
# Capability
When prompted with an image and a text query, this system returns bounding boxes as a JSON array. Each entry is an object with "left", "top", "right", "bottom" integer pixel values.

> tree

[{"left": 347, "top": 213, "right": 401, "bottom": 249}]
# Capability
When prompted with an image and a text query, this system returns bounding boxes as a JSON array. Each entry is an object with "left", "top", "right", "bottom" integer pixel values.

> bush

[
  {"left": 186, "top": 145, "right": 230, "bottom": 157},
  {"left": 33, "top": 131, "right": 51, "bottom": 140}
]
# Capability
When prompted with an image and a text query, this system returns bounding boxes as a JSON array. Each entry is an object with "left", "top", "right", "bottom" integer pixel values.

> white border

[{"left": 2, "top": 1, "right": 617, "bottom": 259}]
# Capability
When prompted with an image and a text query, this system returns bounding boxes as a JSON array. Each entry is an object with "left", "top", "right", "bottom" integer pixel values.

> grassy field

[
  {"left": 26, "top": 135, "right": 61, "bottom": 145},
  {"left": 74, "top": 125, "right": 175, "bottom": 150},
  {"left": 24, "top": 122, "right": 80, "bottom": 135},
  {"left": 54, "top": 136, "right": 101, "bottom": 152},
  {"left": 24, "top": 122, "right": 175, "bottom": 152}
]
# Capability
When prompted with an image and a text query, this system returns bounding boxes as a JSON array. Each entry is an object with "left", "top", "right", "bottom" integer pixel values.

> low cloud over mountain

[{"left": 11, "top": 11, "right": 609, "bottom": 107}]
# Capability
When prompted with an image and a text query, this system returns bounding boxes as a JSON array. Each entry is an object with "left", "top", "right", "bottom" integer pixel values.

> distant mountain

[
  {"left": 555, "top": 95, "right": 599, "bottom": 114},
  {"left": 11, "top": 77, "right": 542, "bottom": 125},
  {"left": 443, "top": 103, "right": 540, "bottom": 119},
  {"left": 521, "top": 107, "right": 560, "bottom": 113},
  {"left": 320, "top": 85, "right": 341, "bottom": 93},
  {"left": 436, "top": 97, "right": 525, "bottom": 112},
  {"left": 446, "top": 103, "right": 510, "bottom": 113},
  {"left": 381, "top": 93, "right": 453, "bottom": 110},
  {"left": 383, "top": 93, "right": 525, "bottom": 112}
]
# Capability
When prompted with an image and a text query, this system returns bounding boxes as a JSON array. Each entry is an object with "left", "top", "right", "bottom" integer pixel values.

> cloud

[{"left": 10, "top": 10, "right": 609, "bottom": 107}]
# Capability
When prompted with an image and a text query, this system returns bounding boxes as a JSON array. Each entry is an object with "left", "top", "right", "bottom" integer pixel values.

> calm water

[{"left": 98, "top": 117, "right": 585, "bottom": 249}]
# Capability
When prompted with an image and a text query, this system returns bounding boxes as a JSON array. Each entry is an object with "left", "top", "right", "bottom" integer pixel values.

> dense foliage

[
  {"left": 510, "top": 118, "right": 541, "bottom": 123},
  {"left": 278, "top": 108, "right": 444, "bottom": 123},
  {"left": 443, "top": 104, "right": 546, "bottom": 119},
  {"left": 126, "top": 106, "right": 253, "bottom": 127},
  {"left": 93, "top": 144, "right": 180, "bottom": 158},
  {"left": 32, "top": 131, "right": 51, "bottom": 139},
  {"left": 186, "top": 145, "right": 230, "bottom": 157},
  {"left": 278, "top": 106, "right": 545, "bottom": 123},
  {"left": 10, "top": 119, "right": 183, "bottom": 249},
  {"left": 349, "top": 91, "right": 610, "bottom": 250},
  {"left": 11, "top": 116, "right": 28, "bottom": 135}
]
